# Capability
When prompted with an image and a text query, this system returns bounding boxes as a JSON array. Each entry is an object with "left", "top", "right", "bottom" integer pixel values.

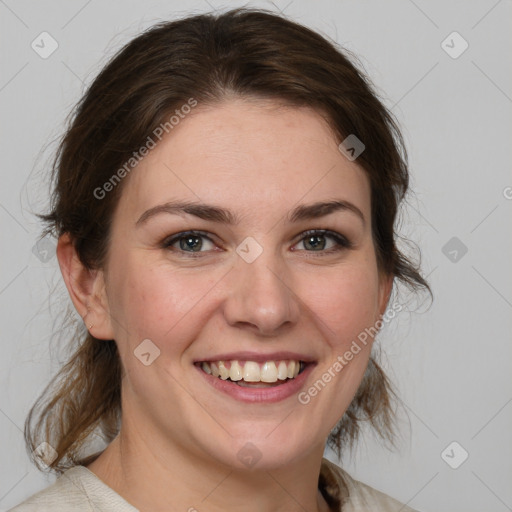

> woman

[{"left": 11, "top": 8, "right": 431, "bottom": 512}]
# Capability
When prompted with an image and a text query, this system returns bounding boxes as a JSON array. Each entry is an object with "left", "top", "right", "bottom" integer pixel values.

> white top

[{"left": 9, "top": 458, "right": 418, "bottom": 511}]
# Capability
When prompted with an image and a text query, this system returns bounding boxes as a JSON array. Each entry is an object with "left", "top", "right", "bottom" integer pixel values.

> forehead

[{"left": 115, "top": 99, "right": 371, "bottom": 222}]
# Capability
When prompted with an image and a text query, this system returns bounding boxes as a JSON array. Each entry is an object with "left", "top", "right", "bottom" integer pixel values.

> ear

[
  {"left": 56, "top": 233, "right": 115, "bottom": 340},
  {"left": 377, "top": 272, "right": 394, "bottom": 318}
]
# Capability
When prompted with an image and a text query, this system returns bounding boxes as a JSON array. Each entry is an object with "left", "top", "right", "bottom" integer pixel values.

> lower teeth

[{"left": 234, "top": 379, "right": 287, "bottom": 388}]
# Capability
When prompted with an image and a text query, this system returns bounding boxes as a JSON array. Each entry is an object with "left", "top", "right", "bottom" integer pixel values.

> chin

[{"left": 203, "top": 428, "right": 319, "bottom": 472}]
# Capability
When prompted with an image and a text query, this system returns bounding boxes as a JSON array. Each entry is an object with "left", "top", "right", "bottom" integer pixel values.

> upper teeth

[{"left": 200, "top": 360, "right": 301, "bottom": 383}]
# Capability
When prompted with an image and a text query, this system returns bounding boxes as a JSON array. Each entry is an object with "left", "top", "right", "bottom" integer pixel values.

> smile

[
  {"left": 198, "top": 359, "right": 305, "bottom": 387},
  {"left": 194, "top": 358, "right": 314, "bottom": 403}
]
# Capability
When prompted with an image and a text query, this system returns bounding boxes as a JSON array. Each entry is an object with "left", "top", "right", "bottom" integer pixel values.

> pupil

[
  {"left": 305, "top": 235, "right": 325, "bottom": 250},
  {"left": 180, "top": 236, "right": 202, "bottom": 251}
]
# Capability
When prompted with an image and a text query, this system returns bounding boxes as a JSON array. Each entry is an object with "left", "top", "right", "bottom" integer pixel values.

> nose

[{"left": 222, "top": 249, "right": 301, "bottom": 337}]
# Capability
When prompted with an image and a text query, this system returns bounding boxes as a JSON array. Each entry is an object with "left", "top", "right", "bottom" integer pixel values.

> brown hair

[{"left": 26, "top": 7, "right": 431, "bottom": 474}]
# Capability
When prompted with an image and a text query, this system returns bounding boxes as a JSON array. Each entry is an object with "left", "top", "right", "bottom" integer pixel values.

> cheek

[
  {"left": 301, "top": 263, "right": 380, "bottom": 347},
  {"left": 107, "top": 256, "right": 220, "bottom": 345}
]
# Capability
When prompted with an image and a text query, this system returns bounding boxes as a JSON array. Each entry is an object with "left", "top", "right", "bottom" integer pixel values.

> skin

[{"left": 58, "top": 98, "right": 393, "bottom": 512}]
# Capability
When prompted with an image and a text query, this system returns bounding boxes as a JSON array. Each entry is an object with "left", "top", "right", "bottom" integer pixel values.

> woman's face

[{"left": 99, "top": 98, "right": 391, "bottom": 470}]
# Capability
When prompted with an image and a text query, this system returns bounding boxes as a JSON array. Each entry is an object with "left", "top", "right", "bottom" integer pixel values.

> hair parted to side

[{"left": 27, "top": 7, "right": 432, "bottom": 474}]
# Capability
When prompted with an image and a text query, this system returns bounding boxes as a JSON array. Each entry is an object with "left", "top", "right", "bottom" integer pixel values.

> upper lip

[{"left": 194, "top": 351, "right": 317, "bottom": 364}]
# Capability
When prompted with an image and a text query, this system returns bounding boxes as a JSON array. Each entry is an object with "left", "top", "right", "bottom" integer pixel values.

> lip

[
  {"left": 194, "top": 361, "right": 316, "bottom": 403},
  {"left": 193, "top": 351, "right": 316, "bottom": 364}
]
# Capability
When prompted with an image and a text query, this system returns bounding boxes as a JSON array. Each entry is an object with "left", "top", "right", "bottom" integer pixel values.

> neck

[{"left": 87, "top": 420, "right": 332, "bottom": 512}]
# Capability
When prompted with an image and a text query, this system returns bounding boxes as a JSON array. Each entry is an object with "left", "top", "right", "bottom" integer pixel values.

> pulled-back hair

[{"left": 26, "top": 7, "right": 431, "bottom": 474}]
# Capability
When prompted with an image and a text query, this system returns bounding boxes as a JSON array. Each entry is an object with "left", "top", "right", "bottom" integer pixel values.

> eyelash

[{"left": 161, "top": 229, "right": 353, "bottom": 257}]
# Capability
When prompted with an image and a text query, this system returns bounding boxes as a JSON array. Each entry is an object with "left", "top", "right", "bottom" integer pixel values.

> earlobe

[{"left": 56, "top": 233, "right": 115, "bottom": 340}]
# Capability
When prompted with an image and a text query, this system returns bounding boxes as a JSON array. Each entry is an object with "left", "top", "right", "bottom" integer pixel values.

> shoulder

[
  {"left": 8, "top": 467, "right": 95, "bottom": 512},
  {"left": 8, "top": 466, "right": 138, "bottom": 512},
  {"left": 320, "top": 458, "right": 419, "bottom": 512}
]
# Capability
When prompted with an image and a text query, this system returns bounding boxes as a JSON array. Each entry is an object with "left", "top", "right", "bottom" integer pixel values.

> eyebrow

[{"left": 135, "top": 199, "right": 365, "bottom": 226}]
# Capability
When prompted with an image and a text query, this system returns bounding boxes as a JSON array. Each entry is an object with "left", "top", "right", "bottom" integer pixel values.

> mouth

[{"left": 195, "top": 359, "right": 308, "bottom": 388}]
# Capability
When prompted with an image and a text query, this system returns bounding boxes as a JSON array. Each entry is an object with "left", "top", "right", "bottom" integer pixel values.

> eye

[
  {"left": 161, "top": 229, "right": 351, "bottom": 257},
  {"left": 292, "top": 229, "right": 352, "bottom": 254},
  {"left": 162, "top": 230, "right": 217, "bottom": 254}
]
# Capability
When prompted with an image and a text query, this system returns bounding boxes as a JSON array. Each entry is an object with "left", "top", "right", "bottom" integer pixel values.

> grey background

[{"left": 1, "top": 1, "right": 511, "bottom": 510}]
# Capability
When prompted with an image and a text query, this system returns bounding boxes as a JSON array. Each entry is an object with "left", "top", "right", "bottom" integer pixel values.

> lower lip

[{"left": 195, "top": 363, "right": 315, "bottom": 403}]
